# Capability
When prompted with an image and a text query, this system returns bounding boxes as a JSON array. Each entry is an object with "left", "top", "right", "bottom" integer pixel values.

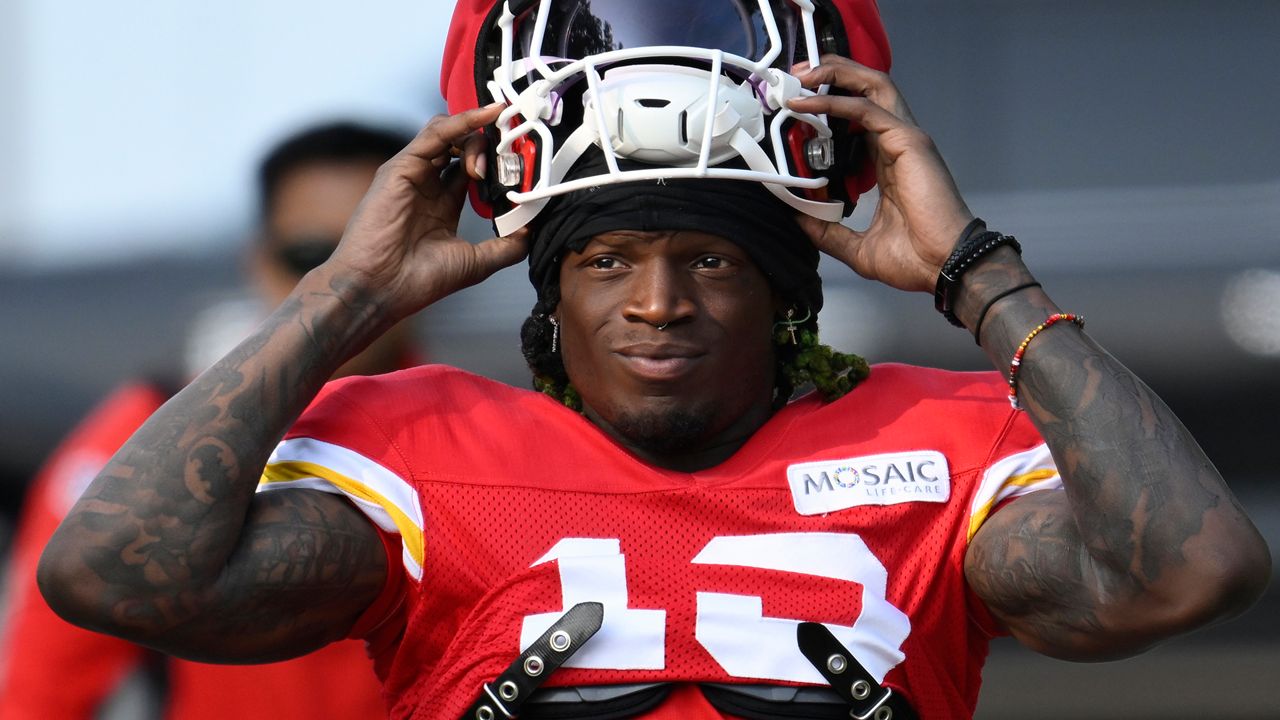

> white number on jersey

[
  {"left": 521, "top": 538, "right": 667, "bottom": 669},
  {"left": 522, "top": 533, "right": 910, "bottom": 683},
  {"left": 692, "top": 533, "right": 908, "bottom": 683}
]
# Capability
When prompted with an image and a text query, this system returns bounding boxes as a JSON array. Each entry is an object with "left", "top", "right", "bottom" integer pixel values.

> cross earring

[{"left": 776, "top": 306, "right": 811, "bottom": 345}]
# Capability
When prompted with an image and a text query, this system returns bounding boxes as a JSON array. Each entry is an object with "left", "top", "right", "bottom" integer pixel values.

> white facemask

[{"left": 481, "top": 0, "right": 848, "bottom": 235}]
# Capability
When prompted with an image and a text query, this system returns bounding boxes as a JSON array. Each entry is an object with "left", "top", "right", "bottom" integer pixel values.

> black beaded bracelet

[
  {"left": 933, "top": 219, "right": 989, "bottom": 321},
  {"left": 933, "top": 219, "right": 1022, "bottom": 327}
]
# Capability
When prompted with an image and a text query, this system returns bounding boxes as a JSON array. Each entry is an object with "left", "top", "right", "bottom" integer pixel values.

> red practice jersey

[
  {"left": 260, "top": 364, "right": 1062, "bottom": 719},
  {"left": 0, "top": 382, "right": 386, "bottom": 720}
]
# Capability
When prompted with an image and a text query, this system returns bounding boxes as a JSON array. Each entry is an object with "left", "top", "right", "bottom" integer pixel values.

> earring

[
  {"left": 548, "top": 315, "right": 559, "bottom": 353},
  {"left": 776, "top": 306, "right": 812, "bottom": 345}
]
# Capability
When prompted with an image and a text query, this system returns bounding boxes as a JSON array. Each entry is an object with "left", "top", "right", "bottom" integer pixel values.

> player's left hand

[{"left": 787, "top": 55, "right": 975, "bottom": 293}]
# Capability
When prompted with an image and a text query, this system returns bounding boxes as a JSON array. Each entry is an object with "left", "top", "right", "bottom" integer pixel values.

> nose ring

[{"left": 656, "top": 323, "right": 669, "bottom": 331}]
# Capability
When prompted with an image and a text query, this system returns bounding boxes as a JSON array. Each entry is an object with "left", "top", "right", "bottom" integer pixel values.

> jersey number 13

[{"left": 519, "top": 532, "right": 910, "bottom": 685}]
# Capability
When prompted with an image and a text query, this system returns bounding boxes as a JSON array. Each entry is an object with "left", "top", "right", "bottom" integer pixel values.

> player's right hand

[{"left": 324, "top": 104, "right": 530, "bottom": 322}]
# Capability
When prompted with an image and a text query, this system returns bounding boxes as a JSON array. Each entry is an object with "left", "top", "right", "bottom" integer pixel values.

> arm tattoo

[
  {"left": 956, "top": 250, "right": 1267, "bottom": 656},
  {"left": 964, "top": 493, "right": 1107, "bottom": 641},
  {"left": 41, "top": 271, "right": 391, "bottom": 659}
]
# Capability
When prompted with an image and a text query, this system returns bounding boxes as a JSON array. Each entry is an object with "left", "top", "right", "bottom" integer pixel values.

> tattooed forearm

[
  {"left": 957, "top": 249, "right": 1270, "bottom": 658},
  {"left": 38, "top": 268, "right": 391, "bottom": 660}
]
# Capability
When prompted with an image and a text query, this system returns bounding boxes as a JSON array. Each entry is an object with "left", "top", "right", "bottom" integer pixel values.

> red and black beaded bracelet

[{"left": 1008, "top": 313, "right": 1086, "bottom": 409}]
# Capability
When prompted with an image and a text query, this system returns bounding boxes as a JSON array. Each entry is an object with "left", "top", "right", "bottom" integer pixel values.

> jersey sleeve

[
  {"left": 961, "top": 408, "right": 1063, "bottom": 637},
  {"left": 964, "top": 409, "right": 1062, "bottom": 543},
  {"left": 0, "top": 384, "right": 166, "bottom": 718},
  {"left": 258, "top": 377, "right": 425, "bottom": 580}
]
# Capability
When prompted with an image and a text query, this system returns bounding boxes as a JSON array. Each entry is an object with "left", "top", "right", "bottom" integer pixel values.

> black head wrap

[{"left": 527, "top": 151, "right": 823, "bottom": 313}]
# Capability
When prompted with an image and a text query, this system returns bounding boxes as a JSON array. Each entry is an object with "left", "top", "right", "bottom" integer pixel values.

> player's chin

[{"left": 608, "top": 401, "right": 715, "bottom": 456}]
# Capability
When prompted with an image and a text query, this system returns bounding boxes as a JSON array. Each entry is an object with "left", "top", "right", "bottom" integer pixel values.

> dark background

[{"left": 1, "top": 1, "right": 1277, "bottom": 717}]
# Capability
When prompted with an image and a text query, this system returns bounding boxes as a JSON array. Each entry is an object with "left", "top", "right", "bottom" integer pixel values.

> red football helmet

[{"left": 442, "top": 0, "right": 891, "bottom": 233}]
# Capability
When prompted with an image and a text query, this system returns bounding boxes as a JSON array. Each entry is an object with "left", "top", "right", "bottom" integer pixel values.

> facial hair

[{"left": 609, "top": 406, "right": 713, "bottom": 456}]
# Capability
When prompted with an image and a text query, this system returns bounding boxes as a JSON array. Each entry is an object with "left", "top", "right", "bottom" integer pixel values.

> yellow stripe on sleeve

[
  {"left": 966, "top": 443, "right": 1062, "bottom": 543},
  {"left": 262, "top": 460, "right": 425, "bottom": 573},
  {"left": 966, "top": 468, "right": 1059, "bottom": 541}
]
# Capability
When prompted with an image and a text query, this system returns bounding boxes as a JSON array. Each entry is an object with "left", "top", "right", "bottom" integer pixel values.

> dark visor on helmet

[{"left": 516, "top": 0, "right": 801, "bottom": 64}]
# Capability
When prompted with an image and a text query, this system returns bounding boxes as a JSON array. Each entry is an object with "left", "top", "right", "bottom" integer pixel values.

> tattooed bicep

[
  {"left": 233, "top": 488, "right": 388, "bottom": 600},
  {"left": 964, "top": 490, "right": 1126, "bottom": 657},
  {"left": 184, "top": 489, "right": 390, "bottom": 661}
]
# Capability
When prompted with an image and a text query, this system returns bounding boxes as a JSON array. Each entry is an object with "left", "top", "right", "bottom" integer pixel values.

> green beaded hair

[
  {"left": 772, "top": 322, "right": 870, "bottom": 407},
  {"left": 520, "top": 285, "right": 869, "bottom": 411}
]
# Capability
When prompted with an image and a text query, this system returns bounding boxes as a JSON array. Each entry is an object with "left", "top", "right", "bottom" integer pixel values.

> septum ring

[{"left": 656, "top": 323, "right": 669, "bottom": 331}]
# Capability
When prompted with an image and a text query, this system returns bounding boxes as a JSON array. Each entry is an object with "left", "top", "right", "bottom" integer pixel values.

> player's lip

[{"left": 613, "top": 343, "right": 707, "bottom": 381}]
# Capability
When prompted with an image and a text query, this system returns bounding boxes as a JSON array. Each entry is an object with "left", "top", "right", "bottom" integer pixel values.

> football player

[{"left": 38, "top": 2, "right": 1270, "bottom": 718}]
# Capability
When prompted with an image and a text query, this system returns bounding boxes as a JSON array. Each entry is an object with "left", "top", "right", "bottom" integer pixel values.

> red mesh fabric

[{"left": 283, "top": 364, "right": 1051, "bottom": 719}]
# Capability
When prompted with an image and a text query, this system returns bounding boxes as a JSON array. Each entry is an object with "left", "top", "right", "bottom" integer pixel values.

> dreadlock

[
  {"left": 520, "top": 284, "right": 581, "bottom": 410},
  {"left": 520, "top": 284, "right": 869, "bottom": 412},
  {"left": 771, "top": 313, "right": 870, "bottom": 409}
]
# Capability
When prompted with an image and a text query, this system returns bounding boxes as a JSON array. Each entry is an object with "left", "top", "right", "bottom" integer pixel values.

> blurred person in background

[{"left": 0, "top": 121, "right": 416, "bottom": 719}]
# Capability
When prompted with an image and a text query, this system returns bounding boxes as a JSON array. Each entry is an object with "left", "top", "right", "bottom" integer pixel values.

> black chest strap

[
  {"left": 462, "top": 602, "right": 604, "bottom": 720},
  {"left": 462, "top": 608, "right": 918, "bottom": 720},
  {"left": 794, "top": 622, "right": 918, "bottom": 720}
]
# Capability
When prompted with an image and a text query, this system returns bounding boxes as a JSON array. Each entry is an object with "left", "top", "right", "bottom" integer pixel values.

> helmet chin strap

[
  {"left": 494, "top": 122, "right": 597, "bottom": 236},
  {"left": 729, "top": 131, "right": 846, "bottom": 223}
]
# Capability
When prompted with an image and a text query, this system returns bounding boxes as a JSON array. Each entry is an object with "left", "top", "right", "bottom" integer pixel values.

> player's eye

[
  {"left": 588, "top": 256, "right": 621, "bottom": 270},
  {"left": 693, "top": 256, "right": 730, "bottom": 270}
]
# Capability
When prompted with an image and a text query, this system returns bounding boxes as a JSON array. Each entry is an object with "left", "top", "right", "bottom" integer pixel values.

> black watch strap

[
  {"left": 796, "top": 623, "right": 919, "bottom": 720},
  {"left": 462, "top": 602, "right": 605, "bottom": 720}
]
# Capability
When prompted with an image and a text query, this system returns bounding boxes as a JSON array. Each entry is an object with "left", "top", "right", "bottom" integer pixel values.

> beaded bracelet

[
  {"left": 934, "top": 218, "right": 1023, "bottom": 327},
  {"left": 1008, "top": 313, "right": 1085, "bottom": 410}
]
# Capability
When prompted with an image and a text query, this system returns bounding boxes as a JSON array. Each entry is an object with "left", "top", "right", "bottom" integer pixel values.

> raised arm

[
  {"left": 37, "top": 106, "right": 528, "bottom": 662},
  {"left": 788, "top": 56, "right": 1271, "bottom": 660},
  {"left": 954, "top": 247, "right": 1269, "bottom": 659}
]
